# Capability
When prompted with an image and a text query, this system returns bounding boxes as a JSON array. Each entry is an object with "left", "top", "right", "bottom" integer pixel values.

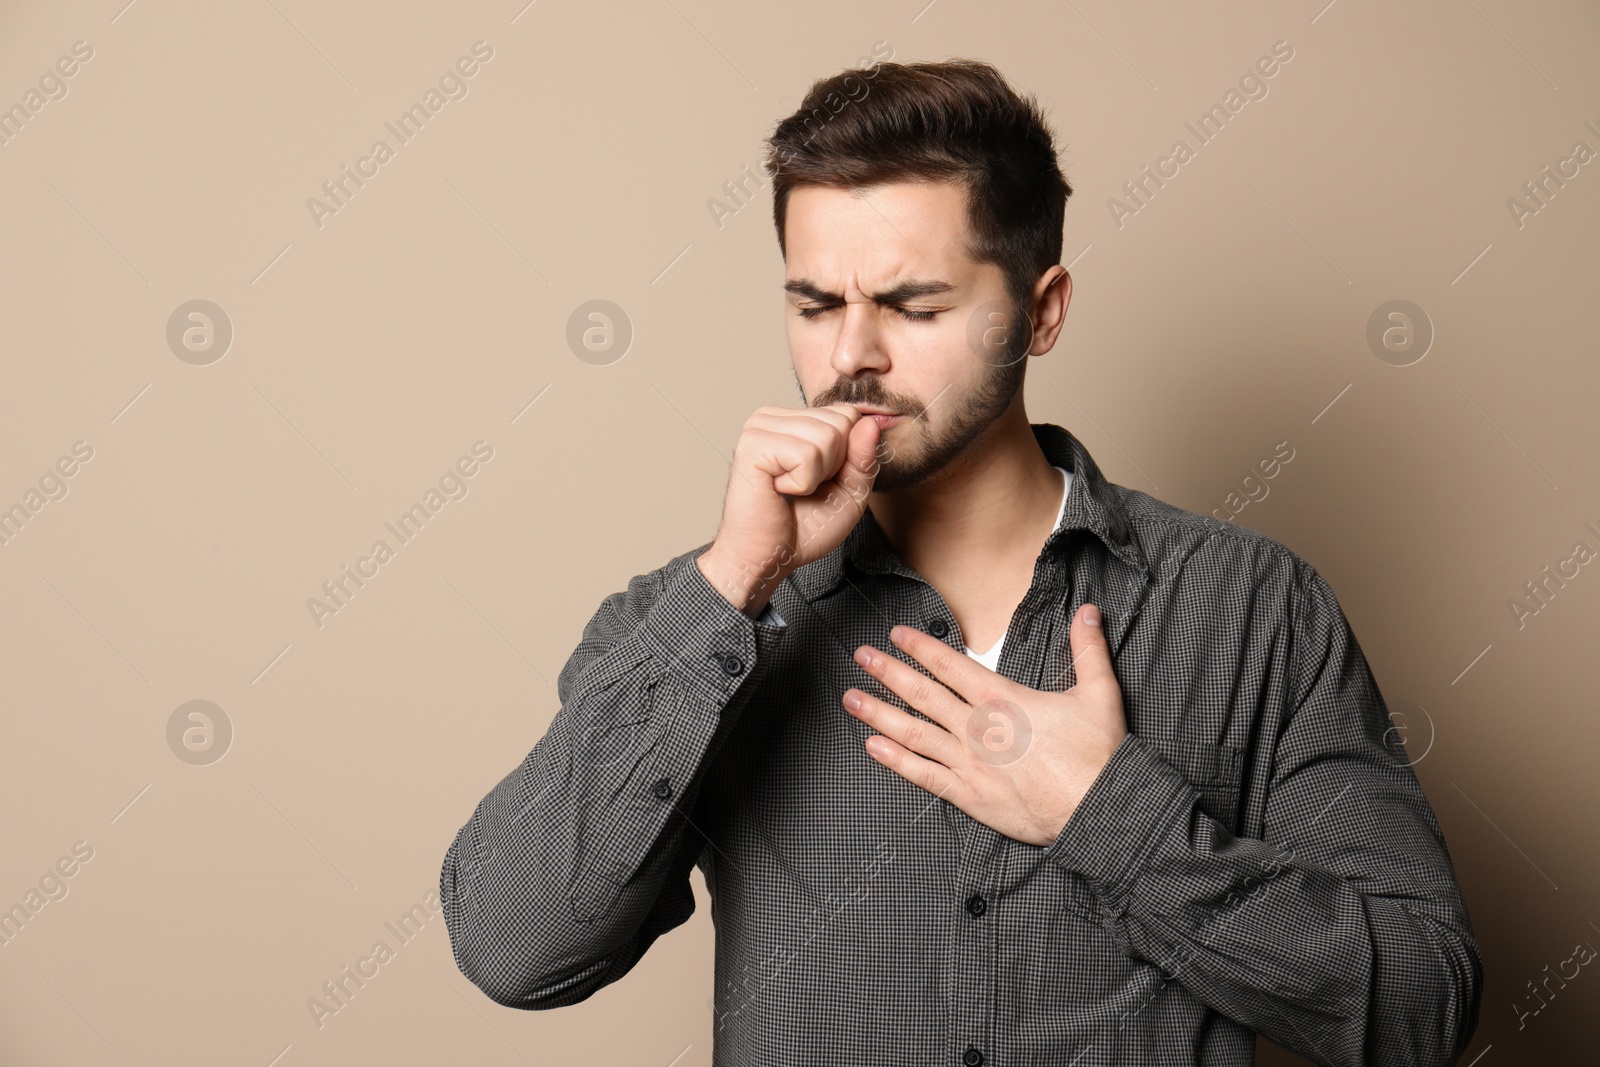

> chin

[{"left": 870, "top": 455, "right": 937, "bottom": 493}]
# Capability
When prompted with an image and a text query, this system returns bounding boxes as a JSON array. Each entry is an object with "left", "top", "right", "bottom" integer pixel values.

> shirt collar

[{"left": 791, "top": 422, "right": 1147, "bottom": 602}]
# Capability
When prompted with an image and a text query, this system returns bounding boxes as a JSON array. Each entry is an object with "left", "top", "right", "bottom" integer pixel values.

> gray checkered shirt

[{"left": 440, "top": 422, "right": 1482, "bottom": 1066}]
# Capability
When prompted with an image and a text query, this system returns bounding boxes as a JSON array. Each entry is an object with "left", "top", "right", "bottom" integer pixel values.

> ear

[{"left": 1028, "top": 267, "right": 1072, "bottom": 356}]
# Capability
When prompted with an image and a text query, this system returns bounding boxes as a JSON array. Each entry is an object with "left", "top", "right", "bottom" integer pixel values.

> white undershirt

[{"left": 962, "top": 465, "right": 1072, "bottom": 670}]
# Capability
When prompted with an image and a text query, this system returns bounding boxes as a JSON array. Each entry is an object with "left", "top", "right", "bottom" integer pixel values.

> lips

[
  {"left": 866, "top": 413, "right": 903, "bottom": 428},
  {"left": 851, "top": 405, "right": 908, "bottom": 422}
]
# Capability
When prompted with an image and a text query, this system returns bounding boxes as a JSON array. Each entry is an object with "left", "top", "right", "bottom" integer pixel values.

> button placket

[{"left": 951, "top": 835, "right": 999, "bottom": 1067}]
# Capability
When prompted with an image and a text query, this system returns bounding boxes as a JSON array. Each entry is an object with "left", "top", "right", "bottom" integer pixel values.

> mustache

[{"left": 813, "top": 381, "right": 920, "bottom": 416}]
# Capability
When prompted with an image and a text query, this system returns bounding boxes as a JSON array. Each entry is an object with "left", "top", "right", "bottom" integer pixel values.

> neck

[{"left": 867, "top": 398, "right": 1064, "bottom": 581}]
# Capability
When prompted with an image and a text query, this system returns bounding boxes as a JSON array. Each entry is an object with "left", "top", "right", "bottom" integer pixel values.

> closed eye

[{"left": 797, "top": 305, "right": 940, "bottom": 322}]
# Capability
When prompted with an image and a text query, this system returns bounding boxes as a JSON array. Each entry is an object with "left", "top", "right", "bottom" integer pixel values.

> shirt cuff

[
  {"left": 634, "top": 545, "right": 789, "bottom": 705},
  {"left": 1044, "top": 731, "right": 1199, "bottom": 907}
]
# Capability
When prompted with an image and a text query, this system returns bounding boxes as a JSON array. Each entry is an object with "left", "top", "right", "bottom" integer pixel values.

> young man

[{"left": 441, "top": 59, "right": 1481, "bottom": 1066}]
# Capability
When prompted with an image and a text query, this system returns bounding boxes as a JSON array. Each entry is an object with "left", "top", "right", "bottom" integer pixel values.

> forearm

[
  {"left": 1048, "top": 733, "right": 1480, "bottom": 1067},
  {"left": 441, "top": 543, "right": 788, "bottom": 1008}
]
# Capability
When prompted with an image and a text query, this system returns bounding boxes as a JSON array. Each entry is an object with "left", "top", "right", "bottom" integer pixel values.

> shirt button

[
  {"left": 652, "top": 777, "right": 673, "bottom": 800},
  {"left": 927, "top": 617, "right": 950, "bottom": 638},
  {"left": 721, "top": 654, "right": 744, "bottom": 675},
  {"left": 965, "top": 894, "right": 987, "bottom": 918},
  {"left": 962, "top": 1047, "right": 984, "bottom": 1066}
]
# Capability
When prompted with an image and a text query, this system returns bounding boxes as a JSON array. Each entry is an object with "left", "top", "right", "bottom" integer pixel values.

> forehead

[{"left": 783, "top": 181, "right": 985, "bottom": 286}]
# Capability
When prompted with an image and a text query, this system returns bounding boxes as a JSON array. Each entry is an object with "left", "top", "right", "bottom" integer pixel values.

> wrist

[{"left": 697, "top": 545, "right": 785, "bottom": 618}]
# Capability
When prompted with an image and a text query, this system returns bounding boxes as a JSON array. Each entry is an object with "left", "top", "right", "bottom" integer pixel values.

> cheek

[
  {"left": 786, "top": 343, "right": 835, "bottom": 400},
  {"left": 934, "top": 327, "right": 996, "bottom": 397},
  {"left": 788, "top": 324, "right": 832, "bottom": 370},
  {"left": 895, "top": 317, "right": 969, "bottom": 375}
]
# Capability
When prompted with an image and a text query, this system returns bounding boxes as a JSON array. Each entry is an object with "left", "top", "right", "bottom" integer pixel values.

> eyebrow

[{"left": 783, "top": 277, "right": 957, "bottom": 304}]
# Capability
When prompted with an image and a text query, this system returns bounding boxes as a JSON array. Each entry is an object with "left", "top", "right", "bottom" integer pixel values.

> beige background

[{"left": 1, "top": 0, "right": 1597, "bottom": 1063}]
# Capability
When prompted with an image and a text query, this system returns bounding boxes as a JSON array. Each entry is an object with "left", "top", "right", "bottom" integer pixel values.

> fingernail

[
  {"left": 1084, "top": 604, "right": 1100, "bottom": 627},
  {"left": 842, "top": 690, "right": 862, "bottom": 710},
  {"left": 854, "top": 646, "right": 875, "bottom": 667}
]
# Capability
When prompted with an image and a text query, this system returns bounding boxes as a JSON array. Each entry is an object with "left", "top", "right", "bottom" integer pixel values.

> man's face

[{"left": 782, "top": 181, "right": 1030, "bottom": 493}]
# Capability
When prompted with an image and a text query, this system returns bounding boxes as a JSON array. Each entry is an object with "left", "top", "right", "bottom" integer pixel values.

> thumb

[
  {"left": 1068, "top": 603, "right": 1117, "bottom": 690},
  {"left": 833, "top": 415, "right": 881, "bottom": 504}
]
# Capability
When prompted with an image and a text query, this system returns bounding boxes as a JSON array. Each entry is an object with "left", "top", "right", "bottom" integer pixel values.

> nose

[{"left": 829, "top": 301, "right": 891, "bottom": 379}]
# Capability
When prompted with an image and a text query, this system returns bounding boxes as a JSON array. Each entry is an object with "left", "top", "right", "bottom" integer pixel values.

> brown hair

[{"left": 762, "top": 57, "right": 1072, "bottom": 311}]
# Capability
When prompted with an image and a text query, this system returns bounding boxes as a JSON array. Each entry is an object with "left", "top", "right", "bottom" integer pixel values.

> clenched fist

[{"left": 697, "top": 404, "right": 884, "bottom": 617}]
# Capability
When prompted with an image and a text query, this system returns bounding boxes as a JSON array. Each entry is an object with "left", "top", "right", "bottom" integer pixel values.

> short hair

[{"left": 763, "top": 58, "right": 1072, "bottom": 312}]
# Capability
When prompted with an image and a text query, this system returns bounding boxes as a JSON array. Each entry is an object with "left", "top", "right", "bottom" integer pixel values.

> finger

[
  {"left": 860, "top": 732, "right": 962, "bottom": 803},
  {"left": 853, "top": 639, "right": 966, "bottom": 731},
  {"left": 842, "top": 688, "right": 962, "bottom": 766},
  {"left": 816, "top": 401, "right": 866, "bottom": 428},
  {"left": 745, "top": 407, "right": 865, "bottom": 496},
  {"left": 740, "top": 427, "right": 839, "bottom": 497},
  {"left": 831, "top": 414, "right": 881, "bottom": 504},
  {"left": 1066, "top": 603, "right": 1117, "bottom": 692},
  {"left": 886, "top": 623, "right": 1006, "bottom": 708},
  {"left": 748, "top": 404, "right": 857, "bottom": 447}
]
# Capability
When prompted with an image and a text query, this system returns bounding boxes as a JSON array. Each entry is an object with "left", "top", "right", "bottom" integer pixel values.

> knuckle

[
  {"left": 732, "top": 425, "right": 769, "bottom": 455},
  {"left": 907, "top": 677, "right": 933, "bottom": 707},
  {"left": 902, "top": 720, "right": 925, "bottom": 750}
]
